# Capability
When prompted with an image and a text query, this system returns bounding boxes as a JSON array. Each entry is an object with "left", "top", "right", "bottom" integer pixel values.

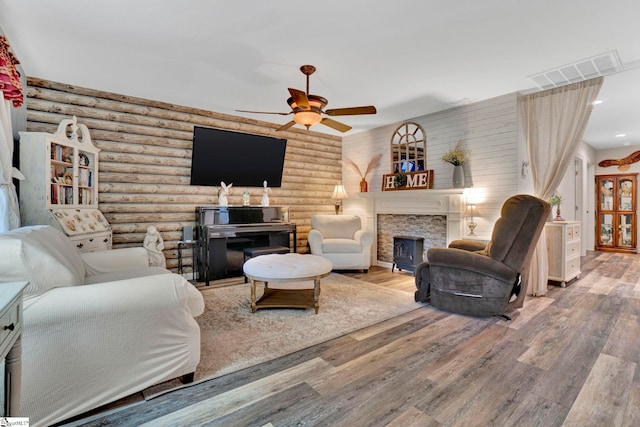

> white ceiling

[{"left": 1, "top": 0, "right": 639, "bottom": 149}]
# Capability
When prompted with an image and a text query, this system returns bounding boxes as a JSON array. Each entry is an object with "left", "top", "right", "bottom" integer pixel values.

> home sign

[{"left": 382, "top": 170, "right": 434, "bottom": 191}]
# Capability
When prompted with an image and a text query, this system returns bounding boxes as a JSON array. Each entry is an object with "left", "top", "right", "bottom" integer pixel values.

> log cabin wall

[{"left": 24, "top": 77, "right": 342, "bottom": 272}]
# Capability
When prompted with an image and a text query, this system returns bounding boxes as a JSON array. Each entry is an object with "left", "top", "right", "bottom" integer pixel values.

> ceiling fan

[{"left": 237, "top": 65, "right": 377, "bottom": 133}]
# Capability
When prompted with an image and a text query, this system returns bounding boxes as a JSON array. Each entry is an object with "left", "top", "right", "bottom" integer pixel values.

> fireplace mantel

[
  {"left": 357, "top": 189, "right": 464, "bottom": 215},
  {"left": 358, "top": 189, "right": 465, "bottom": 242}
]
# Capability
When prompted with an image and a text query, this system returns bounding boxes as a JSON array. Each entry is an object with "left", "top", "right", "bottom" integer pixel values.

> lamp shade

[
  {"left": 464, "top": 204, "right": 479, "bottom": 217},
  {"left": 332, "top": 183, "right": 348, "bottom": 199}
]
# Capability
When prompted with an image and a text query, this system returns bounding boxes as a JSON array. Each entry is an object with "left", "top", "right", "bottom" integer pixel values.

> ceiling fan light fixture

[
  {"left": 293, "top": 110, "right": 322, "bottom": 127},
  {"left": 239, "top": 65, "right": 376, "bottom": 132}
]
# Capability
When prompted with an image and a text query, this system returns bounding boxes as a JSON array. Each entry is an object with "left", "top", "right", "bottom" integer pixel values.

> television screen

[{"left": 190, "top": 126, "right": 287, "bottom": 187}]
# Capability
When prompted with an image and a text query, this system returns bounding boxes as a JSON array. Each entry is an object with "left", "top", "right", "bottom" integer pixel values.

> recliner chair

[{"left": 415, "top": 194, "right": 550, "bottom": 318}]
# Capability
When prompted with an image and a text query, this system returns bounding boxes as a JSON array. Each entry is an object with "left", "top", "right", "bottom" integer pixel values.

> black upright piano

[{"left": 196, "top": 206, "right": 296, "bottom": 283}]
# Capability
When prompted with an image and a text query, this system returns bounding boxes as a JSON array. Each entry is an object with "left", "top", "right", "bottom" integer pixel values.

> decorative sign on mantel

[{"left": 382, "top": 170, "right": 434, "bottom": 191}]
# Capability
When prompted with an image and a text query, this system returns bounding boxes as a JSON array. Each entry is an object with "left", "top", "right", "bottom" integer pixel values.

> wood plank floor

[{"left": 61, "top": 251, "right": 640, "bottom": 426}]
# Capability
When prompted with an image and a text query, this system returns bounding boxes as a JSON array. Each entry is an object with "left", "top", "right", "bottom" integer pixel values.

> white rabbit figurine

[
  {"left": 261, "top": 180, "right": 271, "bottom": 206},
  {"left": 218, "top": 181, "right": 232, "bottom": 206}
]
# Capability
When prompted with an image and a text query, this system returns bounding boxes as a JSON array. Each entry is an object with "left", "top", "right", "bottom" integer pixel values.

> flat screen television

[{"left": 190, "top": 126, "right": 287, "bottom": 187}]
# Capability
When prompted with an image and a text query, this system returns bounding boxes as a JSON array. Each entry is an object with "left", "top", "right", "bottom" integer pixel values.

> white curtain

[
  {"left": 0, "top": 35, "right": 24, "bottom": 232},
  {"left": 520, "top": 77, "right": 603, "bottom": 296},
  {"left": 0, "top": 98, "right": 21, "bottom": 232}
]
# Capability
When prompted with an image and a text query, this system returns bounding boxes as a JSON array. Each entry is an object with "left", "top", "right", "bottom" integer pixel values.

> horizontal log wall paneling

[{"left": 25, "top": 78, "right": 342, "bottom": 272}]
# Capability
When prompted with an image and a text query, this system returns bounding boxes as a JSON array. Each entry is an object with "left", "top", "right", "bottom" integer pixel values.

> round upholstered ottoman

[{"left": 243, "top": 253, "right": 332, "bottom": 313}]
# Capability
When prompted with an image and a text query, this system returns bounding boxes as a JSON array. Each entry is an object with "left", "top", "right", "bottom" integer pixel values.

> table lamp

[
  {"left": 332, "top": 182, "right": 348, "bottom": 214},
  {"left": 465, "top": 203, "right": 479, "bottom": 235}
]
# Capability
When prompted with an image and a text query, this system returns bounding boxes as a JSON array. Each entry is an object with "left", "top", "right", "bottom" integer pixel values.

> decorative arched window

[{"left": 390, "top": 122, "right": 426, "bottom": 173}]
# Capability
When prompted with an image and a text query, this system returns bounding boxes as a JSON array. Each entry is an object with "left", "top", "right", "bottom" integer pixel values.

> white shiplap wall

[{"left": 342, "top": 93, "right": 520, "bottom": 239}]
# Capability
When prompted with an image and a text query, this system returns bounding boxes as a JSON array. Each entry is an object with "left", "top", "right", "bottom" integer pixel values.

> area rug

[{"left": 143, "top": 273, "right": 421, "bottom": 399}]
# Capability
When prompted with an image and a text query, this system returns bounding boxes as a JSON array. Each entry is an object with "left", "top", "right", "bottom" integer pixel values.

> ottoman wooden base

[{"left": 253, "top": 287, "right": 319, "bottom": 313}]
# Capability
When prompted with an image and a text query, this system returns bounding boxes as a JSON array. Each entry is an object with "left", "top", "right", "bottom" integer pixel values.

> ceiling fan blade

[
  {"left": 320, "top": 117, "right": 352, "bottom": 133},
  {"left": 324, "top": 106, "right": 377, "bottom": 116},
  {"left": 236, "top": 109, "right": 291, "bottom": 116},
  {"left": 288, "top": 88, "right": 310, "bottom": 109},
  {"left": 276, "top": 121, "right": 297, "bottom": 132}
]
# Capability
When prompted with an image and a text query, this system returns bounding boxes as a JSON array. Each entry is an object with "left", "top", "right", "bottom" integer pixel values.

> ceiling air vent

[{"left": 528, "top": 50, "right": 623, "bottom": 89}]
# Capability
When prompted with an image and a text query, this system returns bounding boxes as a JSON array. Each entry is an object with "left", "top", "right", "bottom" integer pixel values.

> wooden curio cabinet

[{"left": 595, "top": 174, "right": 637, "bottom": 253}]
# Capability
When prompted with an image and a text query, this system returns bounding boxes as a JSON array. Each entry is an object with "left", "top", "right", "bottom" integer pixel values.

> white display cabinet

[{"left": 19, "top": 116, "right": 112, "bottom": 252}]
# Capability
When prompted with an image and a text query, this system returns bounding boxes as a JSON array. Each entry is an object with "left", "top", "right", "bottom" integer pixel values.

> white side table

[{"left": 0, "top": 281, "right": 28, "bottom": 416}]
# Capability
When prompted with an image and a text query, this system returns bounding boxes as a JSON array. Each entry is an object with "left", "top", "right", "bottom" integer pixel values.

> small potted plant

[
  {"left": 441, "top": 141, "right": 470, "bottom": 188},
  {"left": 548, "top": 192, "right": 564, "bottom": 221}
]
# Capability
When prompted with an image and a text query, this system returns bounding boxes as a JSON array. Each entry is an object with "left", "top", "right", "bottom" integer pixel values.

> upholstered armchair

[
  {"left": 308, "top": 215, "right": 373, "bottom": 271},
  {"left": 0, "top": 225, "right": 204, "bottom": 426},
  {"left": 415, "top": 194, "right": 550, "bottom": 318}
]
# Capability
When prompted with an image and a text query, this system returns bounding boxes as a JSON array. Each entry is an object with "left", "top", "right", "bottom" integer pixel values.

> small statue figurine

[
  {"left": 143, "top": 225, "right": 166, "bottom": 268},
  {"left": 261, "top": 180, "right": 271, "bottom": 206},
  {"left": 218, "top": 181, "right": 232, "bottom": 206}
]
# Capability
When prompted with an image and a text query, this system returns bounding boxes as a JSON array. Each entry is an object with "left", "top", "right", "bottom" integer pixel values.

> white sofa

[
  {"left": 0, "top": 225, "right": 204, "bottom": 427},
  {"left": 308, "top": 215, "right": 373, "bottom": 271}
]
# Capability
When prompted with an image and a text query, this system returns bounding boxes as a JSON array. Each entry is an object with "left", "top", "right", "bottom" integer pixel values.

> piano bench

[
  {"left": 243, "top": 246, "right": 291, "bottom": 262},
  {"left": 243, "top": 246, "right": 291, "bottom": 282}
]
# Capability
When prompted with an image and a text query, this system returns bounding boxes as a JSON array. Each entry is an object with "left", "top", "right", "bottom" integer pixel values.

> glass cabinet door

[
  {"left": 600, "top": 213, "right": 614, "bottom": 246},
  {"left": 618, "top": 214, "right": 634, "bottom": 247},
  {"left": 600, "top": 179, "right": 614, "bottom": 210},
  {"left": 618, "top": 178, "right": 634, "bottom": 211}
]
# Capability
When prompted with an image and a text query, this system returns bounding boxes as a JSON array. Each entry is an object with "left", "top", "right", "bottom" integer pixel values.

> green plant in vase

[
  {"left": 441, "top": 141, "right": 470, "bottom": 166},
  {"left": 548, "top": 192, "right": 564, "bottom": 221},
  {"left": 442, "top": 141, "right": 470, "bottom": 188}
]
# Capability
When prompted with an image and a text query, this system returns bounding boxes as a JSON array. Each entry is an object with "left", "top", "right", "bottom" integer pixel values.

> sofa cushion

[
  {"left": 0, "top": 225, "right": 86, "bottom": 299},
  {"left": 81, "top": 247, "right": 150, "bottom": 276},
  {"left": 84, "top": 266, "right": 171, "bottom": 285},
  {"left": 311, "top": 215, "right": 362, "bottom": 239},
  {"left": 83, "top": 269, "right": 204, "bottom": 316},
  {"left": 322, "top": 238, "right": 362, "bottom": 253}
]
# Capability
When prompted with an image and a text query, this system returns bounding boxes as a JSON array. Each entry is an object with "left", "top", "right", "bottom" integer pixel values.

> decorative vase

[
  {"left": 553, "top": 205, "right": 565, "bottom": 221},
  {"left": 453, "top": 165, "right": 464, "bottom": 188},
  {"left": 360, "top": 178, "right": 368, "bottom": 192}
]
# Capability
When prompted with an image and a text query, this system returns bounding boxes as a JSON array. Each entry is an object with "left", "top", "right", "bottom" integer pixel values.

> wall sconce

[
  {"left": 465, "top": 203, "right": 479, "bottom": 235},
  {"left": 521, "top": 161, "right": 529, "bottom": 178},
  {"left": 331, "top": 182, "right": 348, "bottom": 214}
]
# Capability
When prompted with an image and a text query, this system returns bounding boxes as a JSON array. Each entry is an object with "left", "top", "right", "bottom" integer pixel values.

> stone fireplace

[
  {"left": 353, "top": 189, "right": 465, "bottom": 268},
  {"left": 377, "top": 214, "right": 446, "bottom": 263}
]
